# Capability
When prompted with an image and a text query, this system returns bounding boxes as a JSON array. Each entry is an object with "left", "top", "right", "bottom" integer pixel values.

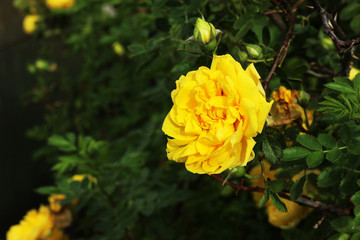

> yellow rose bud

[
  {"left": 113, "top": 42, "right": 125, "bottom": 56},
  {"left": 246, "top": 44, "right": 263, "bottom": 59},
  {"left": 35, "top": 59, "right": 50, "bottom": 70},
  {"left": 162, "top": 54, "right": 273, "bottom": 174},
  {"left": 298, "top": 90, "right": 310, "bottom": 107},
  {"left": 46, "top": 0, "right": 75, "bottom": 10},
  {"left": 349, "top": 67, "right": 360, "bottom": 80},
  {"left": 23, "top": 14, "right": 40, "bottom": 34},
  {"left": 193, "top": 18, "right": 217, "bottom": 44}
]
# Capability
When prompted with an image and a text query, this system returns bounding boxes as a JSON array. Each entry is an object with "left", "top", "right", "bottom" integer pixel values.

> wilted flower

[
  {"left": 49, "top": 194, "right": 67, "bottom": 213},
  {"left": 23, "top": 14, "right": 40, "bottom": 34},
  {"left": 162, "top": 54, "right": 272, "bottom": 174}
]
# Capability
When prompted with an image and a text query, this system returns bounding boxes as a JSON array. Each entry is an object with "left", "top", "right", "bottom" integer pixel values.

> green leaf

[
  {"left": 326, "top": 148, "right": 342, "bottom": 162},
  {"left": 328, "top": 233, "right": 350, "bottom": 240},
  {"left": 340, "top": 173, "right": 358, "bottom": 196},
  {"left": 340, "top": 3, "right": 360, "bottom": 21},
  {"left": 297, "top": 134, "right": 322, "bottom": 151},
  {"left": 282, "top": 147, "right": 310, "bottom": 161},
  {"left": 353, "top": 74, "right": 360, "bottom": 92},
  {"left": 354, "top": 215, "right": 360, "bottom": 229},
  {"left": 290, "top": 175, "right": 306, "bottom": 201},
  {"left": 351, "top": 191, "right": 360, "bottom": 205},
  {"left": 317, "top": 167, "right": 342, "bottom": 187},
  {"left": 270, "top": 191, "right": 287, "bottom": 212},
  {"left": 306, "top": 151, "right": 324, "bottom": 168},
  {"left": 351, "top": 14, "right": 360, "bottom": 35},
  {"left": 325, "top": 82, "right": 356, "bottom": 93},
  {"left": 268, "top": 179, "right": 289, "bottom": 193},
  {"left": 36, "top": 186, "right": 59, "bottom": 195},
  {"left": 48, "top": 135, "right": 77, "bottom": 152},
  {"left": 318, "top": 134, "right": 337, "bottom": 148},
  {"left": 354, "top": 206, "right": 360, "bottom": 216},
  {"left": 258, "top": 188, "right": 269, "bottom": 208},
  {"left": 351, "top": 232, "right": 360, "bottom": 240},
  {"left": 262, "top": 137, "right": 283, "bottom": 164},
  {"left": 348, "top": 143, "right": 360, "bottom": 155},
  {"left": 330, "top": 216, "right": 356, "bottom": 233}
]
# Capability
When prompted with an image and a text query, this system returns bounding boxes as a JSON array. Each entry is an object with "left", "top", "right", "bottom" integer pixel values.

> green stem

[{"left": 323, "top": 146, "right": 348, "bottom": 153}]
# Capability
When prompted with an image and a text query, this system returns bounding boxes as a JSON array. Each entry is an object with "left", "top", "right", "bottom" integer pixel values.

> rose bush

[{"left": 162, "top": 54, "right": 273, "bottom": 174}]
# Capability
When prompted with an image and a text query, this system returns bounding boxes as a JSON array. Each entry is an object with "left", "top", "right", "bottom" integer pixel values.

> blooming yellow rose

[
  {"left": 7, "top": 205, "right": 53, "bottom": 240},
  {"left": 162, "top": 54, "right": 273, "bottom": 174},
  {"left": 23, "top": 14, "right": 40, "bottom": 34},
  {"left": 46, "top": 0, "right": 75, "bottom": 10},
  {"left": 250, "top": 161, "right": 314, "bottom": 229}
]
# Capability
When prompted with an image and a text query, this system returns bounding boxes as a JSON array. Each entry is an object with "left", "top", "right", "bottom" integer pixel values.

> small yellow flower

[
  {"left": 72, "top": 174, "right": 97, "bottom": 184},
  {"left": 49, "top": 194, "right": 67, "bottom": 213},
  {"left": 193, "top": 18, "right": 217, "bottom": 44},
  {"left": 23, "top": 14, "right": 40, "bottom": 34},
  {"left": 250, "top": 162, "right": 316, "bottom": 229},
  {"left": 162, "top": 54, "right": 273, "bottom": 174},
  {"left": 46, "top": 0, "right": 75, "bottom": 10},
  {"left": 113, "top": 42, "right": 125, "bottom": 56},
  {"left": 349, "top": 67, "right": 360, "bottom": 80}
]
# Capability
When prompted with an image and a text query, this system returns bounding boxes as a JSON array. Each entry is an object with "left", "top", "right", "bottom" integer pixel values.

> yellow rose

[
  {"left": 23, "top": 14, "right": 40, "bottom": 34},
  {"left": 7, "top": 205, "right": 54, "bottom": 240},
  {"left": 349, "top": 67, "right": 360, "bottom": 80},
  {"left": 162, "top": 54, "right": 273, "bottom": 174},
  {"left": 46, "top": 0, "right": 75, "bottom": 10},
  {"left": 250, "top": 161, "right": 314, "bottom": 229}
]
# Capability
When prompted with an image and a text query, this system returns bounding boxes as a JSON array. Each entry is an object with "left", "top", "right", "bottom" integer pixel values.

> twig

[
  {"left": 311, "top": 0, "right": 356, "bottom": 76},
  {"left": 263, "top": 0, "right": 295, "bottom": 92},
  {"left": 210, "top": 174, "right": 349, "bottom": 216}
]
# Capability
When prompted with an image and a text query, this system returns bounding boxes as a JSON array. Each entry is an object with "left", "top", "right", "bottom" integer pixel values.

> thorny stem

[
  {"left": 311, "top": 0, "right": 357, "bottom": 76},
  {"left": 263, "top": 0, "right": 295, "bottom": 92},
  {"left": 210, "top": 174, "right": 350, "bottom": 216}
]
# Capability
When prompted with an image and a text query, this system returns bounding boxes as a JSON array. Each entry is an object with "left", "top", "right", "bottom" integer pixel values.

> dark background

[{"left": 0, "top": 0, "right": 52, "bottom": 236}]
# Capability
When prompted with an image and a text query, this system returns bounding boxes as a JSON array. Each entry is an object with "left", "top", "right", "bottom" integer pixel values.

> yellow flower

[
  {"left": 72, "top": 174, "right": 97, "bottom": 184},
  {"left": 250, "top": 162, "right": 314, "bottom": 229},
  {"left": 46, "top": 0, "right": 75, "bottom": 10},
  {"left": 23, "top": 14, "right": 40, "bottom": 34},
  {"left": 113, "top": 42, "right": 125, "bottom": 56},
  {"left": 162, "top": 54, "right": 273, "bottom": 174},
  {"left": 193, "top": 18, "right": 217, "bottom": 44},
  {"left": 349, "top": 67, "right": 360, "bottom": 80},
  {"left": 49, "top": 194, "right": 67, "bottom": 213},
  {"left": 7, "top": 205, "right": 54, "bottom": 240}
]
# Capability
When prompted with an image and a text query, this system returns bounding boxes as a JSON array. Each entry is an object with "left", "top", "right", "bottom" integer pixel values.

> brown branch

[
  {"left": 311, "top": 0, "right": 355, "bottom": 76},
  {"left": 210, "top": 174, "right": 350, "bottom": 216},
  {"left": 263, "top": 0, "right": 295, "bottom": 92}
]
